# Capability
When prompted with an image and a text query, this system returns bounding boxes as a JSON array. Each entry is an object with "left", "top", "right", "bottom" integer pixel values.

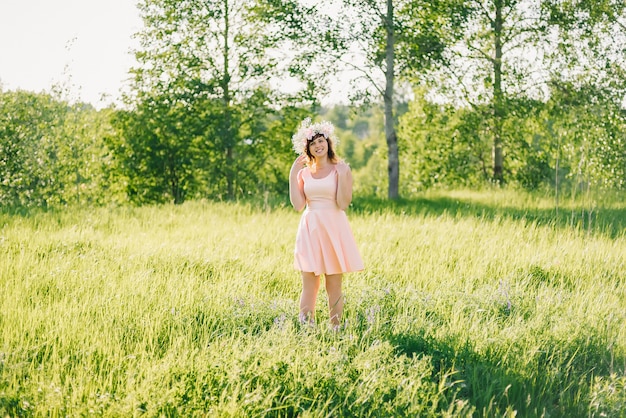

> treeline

[
  {"left": 0, "top": 91, "right": 378, "bottom": 206},
  {"left": 1, "top": 0, "right": 625, "bottom": 207}
]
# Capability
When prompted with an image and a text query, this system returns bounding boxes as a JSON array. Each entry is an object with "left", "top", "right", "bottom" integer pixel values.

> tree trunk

[
  {"left": 222, "top": 0, "right": 235, "bottom": 199},
  {"left": 492, "top": 0, "right": 504, "bottom": 183},
  {"left": 384, "top": 0, "right": 399, "bottom": 199}
]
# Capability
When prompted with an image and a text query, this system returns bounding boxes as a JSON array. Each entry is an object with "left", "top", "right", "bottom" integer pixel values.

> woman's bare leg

[
  {"left": 325, "top": 274, "right": 344, "bottom": 327},
  {"left": 300, "top": 272, "right": 320, "bottom": 324}
]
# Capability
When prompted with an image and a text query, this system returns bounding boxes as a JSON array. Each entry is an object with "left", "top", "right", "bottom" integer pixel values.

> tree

[
  {"left": 420, "top": 0, "right": 626, "bottom": 186},
  {"left": 398, "top": 88, "right": 492, "bottom": 191},
  {"left": 543, "top": 0, "right": 626, "bottom": 190},
  {"left": 110, "top": 91, "right": 206, "bottom": 204},
  {"left": 545, "top": 81, "right": 626, "bottom": 191},
  {"left": 0, "top": 90, "right": 62, "bottom": 207},
  {"left": 120, "top": 0, "right": 288, "bottom": 203},
  {"left": 0, "top": 90, "right": 115, "bottom": 207},
  {"left": 421, "top": 0, "right": 555, "bottom": 184},
  {"left": 254, "top": 0, "right": 465, "bottom": 199}
]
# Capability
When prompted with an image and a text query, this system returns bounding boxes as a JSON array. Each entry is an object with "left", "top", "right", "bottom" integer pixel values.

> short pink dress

[{"left": 294, "top": 167, "right": 364, "bottom": 276}]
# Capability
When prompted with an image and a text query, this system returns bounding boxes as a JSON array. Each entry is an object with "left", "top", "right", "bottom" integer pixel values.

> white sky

[
  {"left": 0, "top": 0, "right": 142, "bottom": 108},
  {"left": 0, "top": 0, "right": 357, "bottom": 109}
]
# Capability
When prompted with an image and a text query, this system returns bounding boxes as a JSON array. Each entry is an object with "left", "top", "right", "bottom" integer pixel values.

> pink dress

[{"left": 294, "top": 167, "right": 364, "bottom": 276}]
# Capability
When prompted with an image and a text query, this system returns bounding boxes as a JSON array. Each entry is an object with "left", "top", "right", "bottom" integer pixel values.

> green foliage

[
  {"left": 110, "top": 88, "right": 309, "bottom": 203},
  {"left": 318, "top": 105, "right": 388, "bottom": 196},
  {"left": 0, "top": 90, "right": 117, "bottom": 207},
  {"left": 398, "top": 84, "right": 626, "bottom": 193},
  {"left": 0, "top": 90, "right": 64, "bottom": 207},
  {"left": 412, "top": 0, "right": 621, "bottom": 185},
  {"left": 122, "top": 0, "right": 302, "bottom": 203},
  {"left": 321, "top": 105, "right": 385, "bottom": 170},
  {"left": 1, "top": 191, "right": 625, "bottom": 415},
  {"left": 245, "top": 104, "right": 310, "bottom": 197},
  {"left": 254, "top": 0, "right": 469, "bottom": 199},
  {"left": 395, "top": 0, "right": 470, "bottom": 75},
  {"left": 545, "top": 81, "right": 626, "bottom": 191},
  {"left": 109, "top": 90, "right": 212, "bottom": 204},
  {"left": 501, "top": 97, "right": 555, "bottom": 190},
  {"left": 2, "top": 0, "right": 626, "bottom": 207},
  {"left": 398, "top": 90, "right": 491, "bottom": 191}
]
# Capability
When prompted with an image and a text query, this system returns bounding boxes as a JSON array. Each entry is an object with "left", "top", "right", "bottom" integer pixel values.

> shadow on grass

[
  {"left": 351, "top": 195, "right": 626, "bottom": 239},
  {"left": 386, "top": 327, "right": 624, "bottom": 417},
  {"left": 3, "top": 192, "right": 624, "bottom": 238}
]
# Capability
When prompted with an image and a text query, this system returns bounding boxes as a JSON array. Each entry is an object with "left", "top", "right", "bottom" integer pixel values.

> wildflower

[
  {"left": 365, "top": 305, "right": 381, "bottom": 325},
  {"left": 273, "top": 313, "right": 287, "bottom": 329}
]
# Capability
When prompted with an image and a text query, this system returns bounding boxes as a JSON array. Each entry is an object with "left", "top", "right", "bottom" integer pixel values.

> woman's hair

[{"left": 306, "top": 133, "right": 339, "bottom": 166}]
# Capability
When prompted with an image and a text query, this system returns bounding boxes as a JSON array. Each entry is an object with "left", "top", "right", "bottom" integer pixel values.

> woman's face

[{"left": 307, "top": 135, "right": 328, "bottom": 159}]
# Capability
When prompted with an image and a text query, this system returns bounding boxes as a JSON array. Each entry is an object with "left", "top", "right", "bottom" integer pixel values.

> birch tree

[
  {"left": 120, "top": 0, "right": 282, "bottom": 202},
  {"left": 255, "top": 0, "right": 464, "bottom": 199}
]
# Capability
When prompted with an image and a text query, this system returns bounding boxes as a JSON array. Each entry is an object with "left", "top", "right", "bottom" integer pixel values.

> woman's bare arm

[
  {"left": 336, "top": 161, "right": 353, "bottom": 211},
  {"left": 289, "top": 155, "right": 307, "bottom": 211}
]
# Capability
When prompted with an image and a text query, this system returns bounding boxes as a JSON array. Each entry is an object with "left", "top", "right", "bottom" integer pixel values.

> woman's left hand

[{"left": 336, "top": 161, "right": 350, "bottom": 176}]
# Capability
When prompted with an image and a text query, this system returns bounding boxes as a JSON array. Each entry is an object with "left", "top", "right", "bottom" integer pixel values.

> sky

[
  {"left": 0, "top": 0, "right": 358, "bottom": 109},
  {"left": 0, "top": 0, "right": 142, "bottom": 108}
]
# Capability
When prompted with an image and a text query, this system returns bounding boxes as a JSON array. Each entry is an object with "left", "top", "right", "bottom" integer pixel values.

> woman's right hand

[{"left": 291, "top": 154, "right": 308, "bottom": 173}]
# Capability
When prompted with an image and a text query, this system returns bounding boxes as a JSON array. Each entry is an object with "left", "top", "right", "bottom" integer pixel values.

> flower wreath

[{"left": 291, "top": 117, "right": 339, "bottom": 155}]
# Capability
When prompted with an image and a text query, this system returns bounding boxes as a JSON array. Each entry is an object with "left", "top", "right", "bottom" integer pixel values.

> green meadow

[{"left": 1, "top": 190, "right": 625, "bottom": 417}]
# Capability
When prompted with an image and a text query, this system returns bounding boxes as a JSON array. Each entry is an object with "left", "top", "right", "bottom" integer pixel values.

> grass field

[{"left": 1, "top": 190, "right": 625, "bottom": 417}]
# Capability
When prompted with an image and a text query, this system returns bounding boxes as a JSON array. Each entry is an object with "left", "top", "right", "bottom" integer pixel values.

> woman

[{"left": 289, "top": 118, "right": 364, "bottom": 329}]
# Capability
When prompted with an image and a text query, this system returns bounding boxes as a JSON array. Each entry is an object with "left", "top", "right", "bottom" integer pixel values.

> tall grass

[{"left": 1, "top": 191, "right": 625, "bottom": 417}]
